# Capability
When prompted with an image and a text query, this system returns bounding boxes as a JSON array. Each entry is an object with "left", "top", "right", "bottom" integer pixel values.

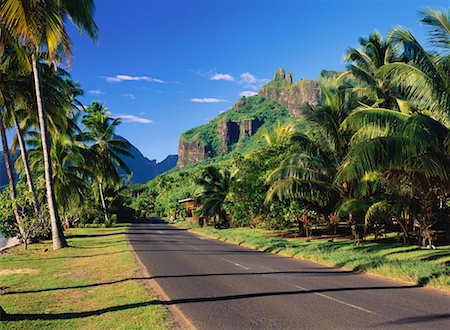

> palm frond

[{"left": 419, "top": 8, "right": 450, "bottom": 52}]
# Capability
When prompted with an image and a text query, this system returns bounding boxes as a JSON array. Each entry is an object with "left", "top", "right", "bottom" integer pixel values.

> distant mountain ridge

[{"left": 115, "top": 135, "right": 178, "bottom": 184}]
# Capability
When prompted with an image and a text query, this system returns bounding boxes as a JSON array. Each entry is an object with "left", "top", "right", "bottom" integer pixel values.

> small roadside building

[
  {"left": 178, "top": 197, "right": 204, "bottom": 225},
  {"left": 178, "top": 197, "right": 199, "bottom": 217}
]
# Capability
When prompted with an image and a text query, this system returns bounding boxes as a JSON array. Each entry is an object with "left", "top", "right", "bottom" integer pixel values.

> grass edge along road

[
  {"left": 0, "top": 225, "right": 174, "bottom": 330},
  {"left": 173, "top": 221, "right": 450, "bottom": 292}
]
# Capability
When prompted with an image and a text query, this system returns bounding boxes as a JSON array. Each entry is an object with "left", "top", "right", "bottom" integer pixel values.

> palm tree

[
  {"left": 343, "top": 30, "right": 398, "bottom": 108},
  {"left": 0, "top": 0, "right": 98, "bottom": 249},
  {"left": 265, "top": 83, "right": 358, "bottom": 214},
  {"left": 27, "top": 130, "right": 90, "bottom": 227},
  {"left": 82, "top": 102, "right": 132, "bottom": 224},
  {"left": 262, "top": 121, "right": 297, "bottom": 147},
  {"left": 0, "top": 37, "right": 43, "bottom": 220},
  {"left": 338, "top": 106, "right": 449, "bottom": 243},
  {"left": 337, "top": 10, "right": 449, "bottom": 244},
  {"left": 196, "top": 166, "right": 232, "bottom": 228},
  {"left": 379, "top": 9, "right": 449, "bottom": 126}
]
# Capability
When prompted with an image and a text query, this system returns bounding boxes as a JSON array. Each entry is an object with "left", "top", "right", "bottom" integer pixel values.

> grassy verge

[
  {"left": 174, "top": 221, "right": 450, "bottom": 291},
  {"left": 0, "top": 225, "right": 173, "bottom": 330}
]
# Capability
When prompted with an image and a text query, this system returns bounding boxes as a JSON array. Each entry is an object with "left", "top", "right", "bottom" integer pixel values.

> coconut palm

[
  {"left": 343, "top": 30, "right": 398, "bottom": 108},
  {"left": 82, "top": 102, "right": 132, "bottom": 224},
  {"left": 379, "top": 9, "right": 449, "bottom": 125},
  {"left": 262, "top": 121, "right": 297, "bottom": 146},
  {"left": 27, "top": 130, "right": 90, "bottom": 226},
  {"left": 265, "top": 84, "right": 358, "bottom": 213},
  {"left": 0, "top": 38, "right": 43, "bottom": 220},
  {"left": 1, "top": 51, "right": 79, "bottom": 222},
  {"left": 338, "top": 106, "right": 449, "bottom": 243},
  {"left": 336, "top": 10, "right": 450, "bottom": 243},
  {"left": 197, "top": 166, "right": 232, "bottom": 228},
  {"left": 0, "top": 0, "right": 98, "bottom": 249}
]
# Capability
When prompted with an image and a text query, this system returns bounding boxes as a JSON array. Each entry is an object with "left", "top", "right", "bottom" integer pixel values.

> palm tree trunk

[
  {"left": 12, "top": 112, "right": 41, "bottom": 218},
  {"left": 0, "top": 117, "right": 25, "bottom": 241},
  {"left": 31, "top": 55, "right": 67, "bottom": 250},
  {"left": 98, "top": 179, "right": 109, "bottom": 223}
]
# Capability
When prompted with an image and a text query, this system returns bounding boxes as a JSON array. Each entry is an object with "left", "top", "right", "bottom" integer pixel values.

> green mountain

[{"left": 176, "top": 68, "right": 324, "bottom": 168}]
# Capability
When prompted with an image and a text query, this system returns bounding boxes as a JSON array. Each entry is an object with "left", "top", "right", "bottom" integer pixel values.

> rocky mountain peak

[
  {"left": 258, "top": 68, "right": 321, "bottom": 116},
  {"left": 273, "top": 67, "right": 286, "bottom": 81}
]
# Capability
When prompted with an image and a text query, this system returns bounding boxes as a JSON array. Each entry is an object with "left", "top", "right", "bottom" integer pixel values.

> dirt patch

[{"left": 0, "top": 268, "right": 39, "bottom": 276}]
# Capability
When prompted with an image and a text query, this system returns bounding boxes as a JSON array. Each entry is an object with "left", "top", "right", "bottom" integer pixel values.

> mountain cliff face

[
  {"left": 258, "top": 68, "right": 322, "bottom": 116},
  {"left": 177, "top": 140, "right": 210, "bottom": 169}
]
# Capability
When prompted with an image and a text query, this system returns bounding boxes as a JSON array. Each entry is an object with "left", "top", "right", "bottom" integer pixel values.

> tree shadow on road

[
  {"left": 3, "top": 270, "right": 416, "bottom": 295},
  {"left": 4, "top": 284, "right": 423, "bottom": 321},
  {"left": 375, "top": 313, "right": 450, "bottom": 326}
]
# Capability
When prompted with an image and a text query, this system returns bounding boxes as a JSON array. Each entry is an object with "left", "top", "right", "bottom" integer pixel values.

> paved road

[{"left": 127, "top": 219, "right": 450, "bottom": 330}]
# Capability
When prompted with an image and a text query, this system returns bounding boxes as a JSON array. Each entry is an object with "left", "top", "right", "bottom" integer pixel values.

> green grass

[
  {"left": 174, "top": 222, "right": 450, "bottom": 291},
  {"left": 0, "top": 225, "right": 173, "bottom": 329}
]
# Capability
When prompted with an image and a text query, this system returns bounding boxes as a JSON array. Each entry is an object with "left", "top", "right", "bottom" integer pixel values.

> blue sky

[{"left": 65, "top": 0, "right": 447, "bottom": 161}]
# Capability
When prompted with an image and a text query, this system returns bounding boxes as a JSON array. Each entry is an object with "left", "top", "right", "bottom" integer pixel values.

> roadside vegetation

[{"left": 0, "top": 226, "right": 172, "bottom": 329}]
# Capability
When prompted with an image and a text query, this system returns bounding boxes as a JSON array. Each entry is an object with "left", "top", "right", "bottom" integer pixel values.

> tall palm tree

[
  {"left": 337, "top": 10, "right": 450, "bottom": 243},
  {"left": 0, "top": 37, "right": 43, "bottom": 219},
  {"left": 197, "top": 166, "right": 232, "bottom": 228},
  {"left": 82, "top": 102, "right": 132, "bottom": 224},
  {"left": 0, "top": 0, "right": 98, "bottom": 249}
]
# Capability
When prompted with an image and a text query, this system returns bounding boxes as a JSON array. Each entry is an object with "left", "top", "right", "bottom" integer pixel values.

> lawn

[
  {"left": 0, "top": 225, "right": 173, "bottom": 330},
  {"left": 174, "top": 221, "right": 450, "bottom": 291}
]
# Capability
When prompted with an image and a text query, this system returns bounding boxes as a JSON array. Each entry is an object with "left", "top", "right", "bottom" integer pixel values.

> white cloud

[
  {"left": 191, "top": 97, "right": 227, "bottom": 103},
  {"left": 240, "top": 72, "right": 257, "bottom": 84},
  {"left": 87, "top": 89, "right": 104, "bottom": 95},
  {"left": 240, "top": 91, "right": 258, "bottom": 97},
  {"left": 238, "top": 72, "right": 269, "bottom": 91},
  {"left": 192, "top": 68, "right": 269, "bottom": 91},
  {"left": 210, "top": 73, "right": 234, "bottom": 81},
  {"left": 121, "top": 93, "right": 136, "bottom": 100},
  {"left": 138, "top": 111, "right": 145, "bottom": 115},
  {"left": 105, "top": 74, "right": 165, "bottom": 83},
  {"left": 111, "top": 114, "right": 153, "bottom": 124}
]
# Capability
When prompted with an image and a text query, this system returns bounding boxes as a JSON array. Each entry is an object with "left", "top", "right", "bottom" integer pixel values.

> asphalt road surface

[{"left": 127, "top": 219, "right": 450, "bottom": 330}]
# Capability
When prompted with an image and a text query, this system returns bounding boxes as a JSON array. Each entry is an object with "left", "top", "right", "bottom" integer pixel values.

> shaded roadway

[{"left": 127, "top": 218, "right": 450, "bottom": 329}]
